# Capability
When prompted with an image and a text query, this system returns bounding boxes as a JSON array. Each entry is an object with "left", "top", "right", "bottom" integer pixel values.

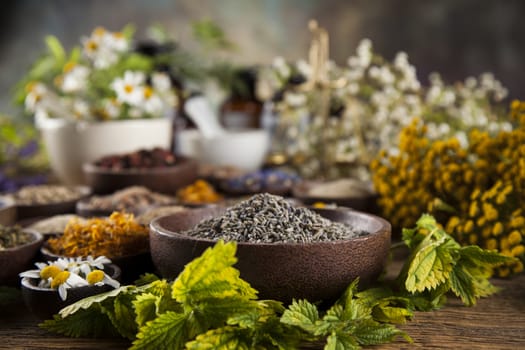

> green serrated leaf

[
  {"left": 336, "top": 278, "right": 360, "bottom": 310},
  {"left": 40, "top": 306, "right": 120, "bottom": 338},
  {"left": 131, "top": 311, "right": 190, "bottom": 350},
  {"left": 106, "top": 292, "right": 139, "bottom": 340},
  {"left": 134, "top": 273, "right": 161, "bottom": 286},
  {"left": 371, "top": 300, "right": 413, "bottom": 324},
  {"left": 405, "top": 234, "right": 455, "bottom": 293},
  {"left": 416, "top": 214, "right": 438, "bottom": 231},
  {"left": 280, "top": 299, "right": 320, "bottom": 333},
  {"left": 197, "top": 297, "right": 261, "bottom": 330},
  {"left": 172, "top": 241, "right": 257, "bottom": 305},
  {"left": 325, "top": 331, "right": 360, "bottom": 350},
  {"left": 448, "top": 265, "right": 476, "bottom": 306},
  {"left": 186, "top": 326, "right": 252, "bottom": 350},
  {"left": 133, "top": 293, "right": 159, "bottom": 327},
  {"left": 352, "top": 320, "right": 412, "bottom": 346},
  {"left": 460, "top": 245, "right": 516, "bottom": 267},
  {"left": 59, "top": 286, "right": 135, "bottom": 318}
]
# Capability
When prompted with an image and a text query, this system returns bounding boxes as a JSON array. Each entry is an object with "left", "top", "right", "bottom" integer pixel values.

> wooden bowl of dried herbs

[
  {"left": 41, "top": 212, "right": 153, "bottom": 284},
  {"left": 0, "top": 226, "right": 43, "bottom": 285},
  {"left": 0, "top": 196, "right": 16, "bottom": 226},
  {"left": 150, "top": 193, "right": 391, "bottom": 304}
]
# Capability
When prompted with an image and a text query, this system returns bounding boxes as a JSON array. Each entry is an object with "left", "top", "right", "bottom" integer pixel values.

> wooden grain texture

[{"left": 1, "top": 260, "right": 524, "bottom": 350}]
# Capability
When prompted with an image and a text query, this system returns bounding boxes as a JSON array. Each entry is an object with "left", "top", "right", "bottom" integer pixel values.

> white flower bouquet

[{"left": 15, "top": 26, "right": 178, "bottom": 123}]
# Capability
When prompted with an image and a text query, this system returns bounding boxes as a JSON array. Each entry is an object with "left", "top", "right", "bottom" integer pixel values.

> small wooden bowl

[
  {"left": 15, "top": 186, "right": 91, "bottom": 221},
  {"left": 0, "top": 229, "right": 43, "bottom": 286},
  {"left": 83, "top": 156, "right": 199, "bottom": 195},
  {"left": 0, "top": 196, "right": 16, "bottom": 226},
  {"left": 292, "top": 180, "right": 379, "bottom": 214},
  {"left": 21, "top": 263, "right": 121, "bottom": 320},
  {"left": 150, "top": 206, "right": 391, "bottom": 304}
]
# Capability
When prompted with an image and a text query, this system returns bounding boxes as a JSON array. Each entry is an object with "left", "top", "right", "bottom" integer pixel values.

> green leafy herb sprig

[{"left": 41, "top": 214, "right": 515, "bottom": 349}]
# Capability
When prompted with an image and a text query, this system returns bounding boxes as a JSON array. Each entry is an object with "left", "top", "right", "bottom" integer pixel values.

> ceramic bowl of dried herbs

[
  {"left": 0, "top": 226, "right": 43, "bottom": 285},
  {"left": 0, "top": 196, "right": 16, "bottom": 226},
  {"left": 40, "top": 212, "right": 153, "bottom": 284},
  {"left": 150, "top": 193, "right": 391, "bottom": 304},
  {"left": 83, "top": 149, "right": 199, "bottom": 195},
  {"left": 8, "top": 185, "right": 91, "bottom": 221}
]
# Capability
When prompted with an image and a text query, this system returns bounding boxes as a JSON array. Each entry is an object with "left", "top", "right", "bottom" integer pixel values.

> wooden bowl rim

[{"left": 150, "top": 206, "right": 391, "bottom": 248}]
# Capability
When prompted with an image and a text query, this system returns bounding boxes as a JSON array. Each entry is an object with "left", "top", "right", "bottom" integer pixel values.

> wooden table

[{"left": 1, "top": 262, "right": 524, "bottom": 350}]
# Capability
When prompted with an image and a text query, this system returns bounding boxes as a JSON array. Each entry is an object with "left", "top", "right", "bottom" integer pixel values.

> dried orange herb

[
  {"left": 177, "top": 179, "right": 223, "bottom": 204},
  {"left": 47, "top": 212, "right": 149, "bottom": 259}
]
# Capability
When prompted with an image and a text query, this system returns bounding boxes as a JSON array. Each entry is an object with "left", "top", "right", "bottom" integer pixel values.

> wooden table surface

[{"left": 1, "top": 261, "right": 524, "bottom": 350}]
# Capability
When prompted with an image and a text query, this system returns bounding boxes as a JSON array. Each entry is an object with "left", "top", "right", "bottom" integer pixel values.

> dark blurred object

[
  {"left": 93, "top": 147, "right": 177, "bottom": 170},
  {"left": 218, "top": 168, "right": 300, "bottom": 196},
  {"left": 83, "top": 154, "right": 198, "bottom": 195},
  {"left": 219, "top": 66, "right": 263, "bottom": 129}
]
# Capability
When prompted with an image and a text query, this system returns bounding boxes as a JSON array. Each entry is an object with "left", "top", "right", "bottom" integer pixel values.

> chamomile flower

[
  {"left": 111, "top": 71, "right": 146, "bottom": 106},
  {"left": 24, "top": 82, "right": 48, "bottom": 112},
  {"left": 82, "top": 27, "right": 129, "bottom": 69},
  {"left": 19, "top": 256, "right": 120, "bottom": 301},
  {"left": 142, "top": 86, "right": 164, "bottom": 116},
  {"left": 61, "top": 64, "right": 90, "bottom": 93}
]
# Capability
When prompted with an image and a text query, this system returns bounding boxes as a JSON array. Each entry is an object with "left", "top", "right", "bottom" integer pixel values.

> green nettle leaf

[
  {"left": 106, "top": 293, "right": 139, "bottom": 340},
  {"left": 449, "top": 265, "right": 477, "bottom": 306},
  {"left": 131, "top": 311, "right": 191, "bottom": 350},
  {"left": 59, "top": 286, "right": 135, "bottom": 318},
  {"left": 172, "top": 241, "right": 257, "bottom": 304},
  {"left": 280, "top": 299, "right": 320, "bottom": 333},
  {"left": 398, "top": 214, "right": 512, "bottom": 309},
  {"left": 371, "top": 300, "right": 413, "bottom": 324},
  {"left": 325, "top": 331, "right": 360, "bottom": 350},
  {"left": 40, "top": 306, "right": 120, "bottom": 338},
  {"left": 197, "top": 297, "right": 261, "bottom": 327},
  {"left": 405, "top": 242, "right": 444, "bottom": 292},
  {"left": 133, "top": 293, "right": 159, "bottom": 327},
  {"left": 460, "top": 245, "right": 515, "bottom": 268},
  {"left": 134, "top": 273, "right": 161, "bottom": 286},
  {"left": 337, "top": 278, "right": 360, "bottom": 310},
  {"left": 185, "top": 326, "right": 252, "bottom": 350},
  {"left": 352, "top": 320, "right": 412, "bottom": 346}
]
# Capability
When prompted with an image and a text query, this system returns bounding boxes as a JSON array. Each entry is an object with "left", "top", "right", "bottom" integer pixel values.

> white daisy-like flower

[
  {"left": 61, "top": 65, "right": 90, "bottom": 93},
  {"left": 102, "top": 98, "right": 122, "bottom": 119},
  {"left": 111, "top": 71, "right": 146, "bottom": 106},
  {"left": 82, "top": 27, "right": 128, "bottom": 69},
  {"left": 19, "top": 256, "right": 119, "bottom": 301},
  {"left": 102, "top": 31, "right": 128, "bottom": 52},
  {"left": 24, "top": 82, "right": 48, "bottom": 112},
  {"left": 142, "top": 86, "right": 164, "bottom": 116}
]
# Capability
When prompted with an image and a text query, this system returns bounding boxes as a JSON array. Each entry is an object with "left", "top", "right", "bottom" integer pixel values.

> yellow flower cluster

[
  {"left": 371, "top": 100, "right": 525, "bottom": 276},
  {"left": 446, "top": 182, "right": 524, "bottom": 276}
]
